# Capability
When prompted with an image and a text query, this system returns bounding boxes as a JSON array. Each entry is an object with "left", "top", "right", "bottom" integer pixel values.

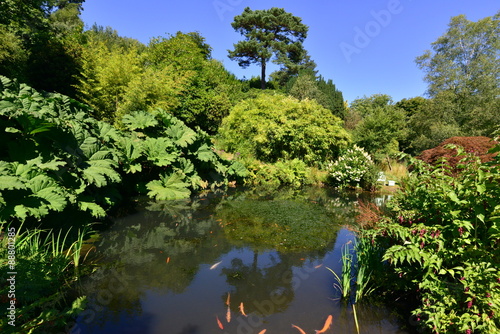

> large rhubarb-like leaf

[{"left": 146, "top": 173, "right": 191, "bottom": 200}]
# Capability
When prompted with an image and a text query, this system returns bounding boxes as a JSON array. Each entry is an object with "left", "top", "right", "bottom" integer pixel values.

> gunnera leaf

[{"left": 146, "top": 172, "right": 191, "bottom": 200}]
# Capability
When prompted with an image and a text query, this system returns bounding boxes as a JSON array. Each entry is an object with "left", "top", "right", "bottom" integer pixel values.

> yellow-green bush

[{"left": 218, "top": 92, "right": 351, "bottom": 166}]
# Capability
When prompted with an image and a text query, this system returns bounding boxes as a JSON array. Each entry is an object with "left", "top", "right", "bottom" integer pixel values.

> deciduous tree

[{"left": 416, "top": 11, "right": 500, "bottom": 135}]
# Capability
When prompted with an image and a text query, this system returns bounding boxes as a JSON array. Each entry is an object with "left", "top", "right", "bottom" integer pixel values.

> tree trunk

[{"left": 260, "top": 58, "right": 266, "bottom": 89}]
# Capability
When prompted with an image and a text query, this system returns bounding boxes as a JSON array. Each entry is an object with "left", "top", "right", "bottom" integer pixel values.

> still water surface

[{"left": 74, "top": 187, "right": 409, "bottom": 334}]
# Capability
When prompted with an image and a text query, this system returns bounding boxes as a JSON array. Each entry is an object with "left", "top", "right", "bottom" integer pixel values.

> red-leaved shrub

[{"left": 417, "top": 136, "right": 497, "bottom": 169}]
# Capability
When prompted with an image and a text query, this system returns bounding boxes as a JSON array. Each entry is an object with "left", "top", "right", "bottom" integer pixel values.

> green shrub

[
  {"left": 359, "top": 144, "right": 500, "bottom": 333},
  {"left": 326, "top": 145, "right": 378, "bottom": 190},
  {"left": 244, "top": 159, "right": 311, "bottom": 190},
  {"left": 218, "top": 92, "right": 351, "bottom": 166}
]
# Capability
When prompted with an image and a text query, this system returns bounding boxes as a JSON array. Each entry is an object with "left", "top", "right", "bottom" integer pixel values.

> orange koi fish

[
  {"left": 292, "top": 324, "right": 307, "bottom": 334},
  {"left": 314, "top": 264, "right": 323, "bottom": 269},
  {"left": 216, "top": 315, "right": 224, "bottom": 330},
  {"left": 239, "top": 302, "right": 247, "bottom": 317},
  {"left": 226, "top": 292, "right": 230, "bottom": 306},
  {"left": 166, "top": 257, "right": 170, "bottom": 263},
  {"left": 258, "top": 330, "right": 267, "bottom": 334},
  {"left": 315, "top": 315, "right": 333, "bottom": 333},
  {"left": 226, "top": 305, "right": 231, "bottom": 323}
]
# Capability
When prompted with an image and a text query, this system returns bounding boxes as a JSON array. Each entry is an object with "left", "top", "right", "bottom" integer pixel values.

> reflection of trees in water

[
  {"left": 221, "top": 252, "right": 295, "bottom": 316},
  {"left": 219, "top": 250, "right": 326, "bottom": 317},
  {"left": 332, "top": 302, "right": 408, "bottom": 333},
  {"left": 212, "top": 187, "right": 361, "bottom": 318},
  {"left": 77, "top": 197, "right": 232, "bottom": 319}
]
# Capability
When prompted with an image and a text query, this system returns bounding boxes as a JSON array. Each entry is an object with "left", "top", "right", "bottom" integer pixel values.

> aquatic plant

[
  {"left": 216, "top": 197, "right": 339, "bottom": 252},
  {"left": 327, "top": 242, "right": 354, "bottom": 300}
]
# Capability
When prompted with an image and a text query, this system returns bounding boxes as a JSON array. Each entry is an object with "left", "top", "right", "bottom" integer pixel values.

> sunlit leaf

[{"left": 146, "top": 173, "right": 191, "bottom": 200}]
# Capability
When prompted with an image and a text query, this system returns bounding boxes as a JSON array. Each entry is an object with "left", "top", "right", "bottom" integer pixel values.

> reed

[
  {"left": 2, "top": 223, "right": 90, "bottom": 270},
  {"left": 327, "top": 242, "right": 354, "bottom": 299},
  {"left": 0, "top": 222, "right": 89, "bottom": 332},
  {"left": 341, "top": 243, "right": 353, "bottom": 298},
  {"left": 353, "top": 237, "right": 376, "bottom": 303},
  {"left": 352, "top": 303, "right": 360, "bottom": 334},
  {"left": 68, "top": 227, "right": 90, "bottom": 269}
]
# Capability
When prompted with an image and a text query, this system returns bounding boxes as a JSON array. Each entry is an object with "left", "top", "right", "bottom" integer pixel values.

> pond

[{"left": 72, "top": 187, "right": 410, "bottom": 334}]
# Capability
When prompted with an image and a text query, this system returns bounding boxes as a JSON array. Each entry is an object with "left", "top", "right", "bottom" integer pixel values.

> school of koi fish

[{"left": 215, "top": 292, "right": 333, "bottom": 333}]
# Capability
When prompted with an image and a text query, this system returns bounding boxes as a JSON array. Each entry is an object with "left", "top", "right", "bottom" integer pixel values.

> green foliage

[
  {"left": 0, "top": 76, "right": 247, "bottom": 225},
  {"left": 0, "top": 24, "right": 28, "bottom": 80},
  {"left": 78, "top": 31, "right": 242, "bottom": 132},
  {"left": 170, "top": 58, "right": 244, "bottom": 134},
  {"left": 0, "top": 76, "right": 123, "bottom": 222},
  {"left": 416, "top": 11, "right": 500, "bottom": 138},
  {"left": 76, "top": 34, "right": 143, "bottom": 122},
  {"left": 286, "top": 71, "right": 346, "bottom": 119},
  {"left": 395, "top": 96, "right": 433, "bottom": 154},
  {"left": 287, "top": 71, "right": 324, "bottom": 102},
  {"left": 243, "top": 158, "right": 314, "bottom": 190},
  {"left": 228, "top": 7, "right": 309, "bottom": 89},
  {"left": 316, "top": 75, "right": 346, "bottom": 119},
  {"left": 326, "top": 145, "right": 378, "bottom": 191},
  {"left": 0, "top": 0, "right": 86, "bottom": 96},
  {"left": 146, "top": 172, "right": 191, "bottom": 201},
  {"left": 0, "top": 223, "right": 89, "bottom": 333},
  {"left": 269, "top": 52, "right": 317, "bottom": 88},
  {"left": 349, "top": 94, "right": 408, "bottom": 159},
  {"left": 359, "top": 144, "right": 500, "bottom": 333},
  {"left": 218, "top": 92, "right": 351, "bottom": 166}
]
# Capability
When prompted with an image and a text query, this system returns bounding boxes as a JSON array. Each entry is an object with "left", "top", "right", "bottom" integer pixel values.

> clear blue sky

[{"left": 80, "top": 0, "right": 499, "bottom": 104}]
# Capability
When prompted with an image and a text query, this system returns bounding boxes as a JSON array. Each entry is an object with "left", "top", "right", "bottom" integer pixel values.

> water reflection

[{"left": 73, "top": 188, "right": 410, "bottom": 333}]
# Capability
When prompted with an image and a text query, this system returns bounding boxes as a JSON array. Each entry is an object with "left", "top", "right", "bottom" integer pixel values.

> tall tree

[
  {"left": 0, "top": 0, "right": 86, "bottom": 95},
  {"left": 228, "top": 7, "right": 308, "bottom": 89},
  {"left": 316, "top": 75, "right": 346, "bottom": 119},
  {"left": 415, "top": 11, "right": 500, "bottom": 135},
  {"left": 286, "top": 71, "right": 346, "bottom": 119}
]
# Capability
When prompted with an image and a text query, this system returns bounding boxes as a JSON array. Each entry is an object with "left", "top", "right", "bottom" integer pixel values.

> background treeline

[{"left": 0, "top": 1, "right": 499, "bottom": 187}]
